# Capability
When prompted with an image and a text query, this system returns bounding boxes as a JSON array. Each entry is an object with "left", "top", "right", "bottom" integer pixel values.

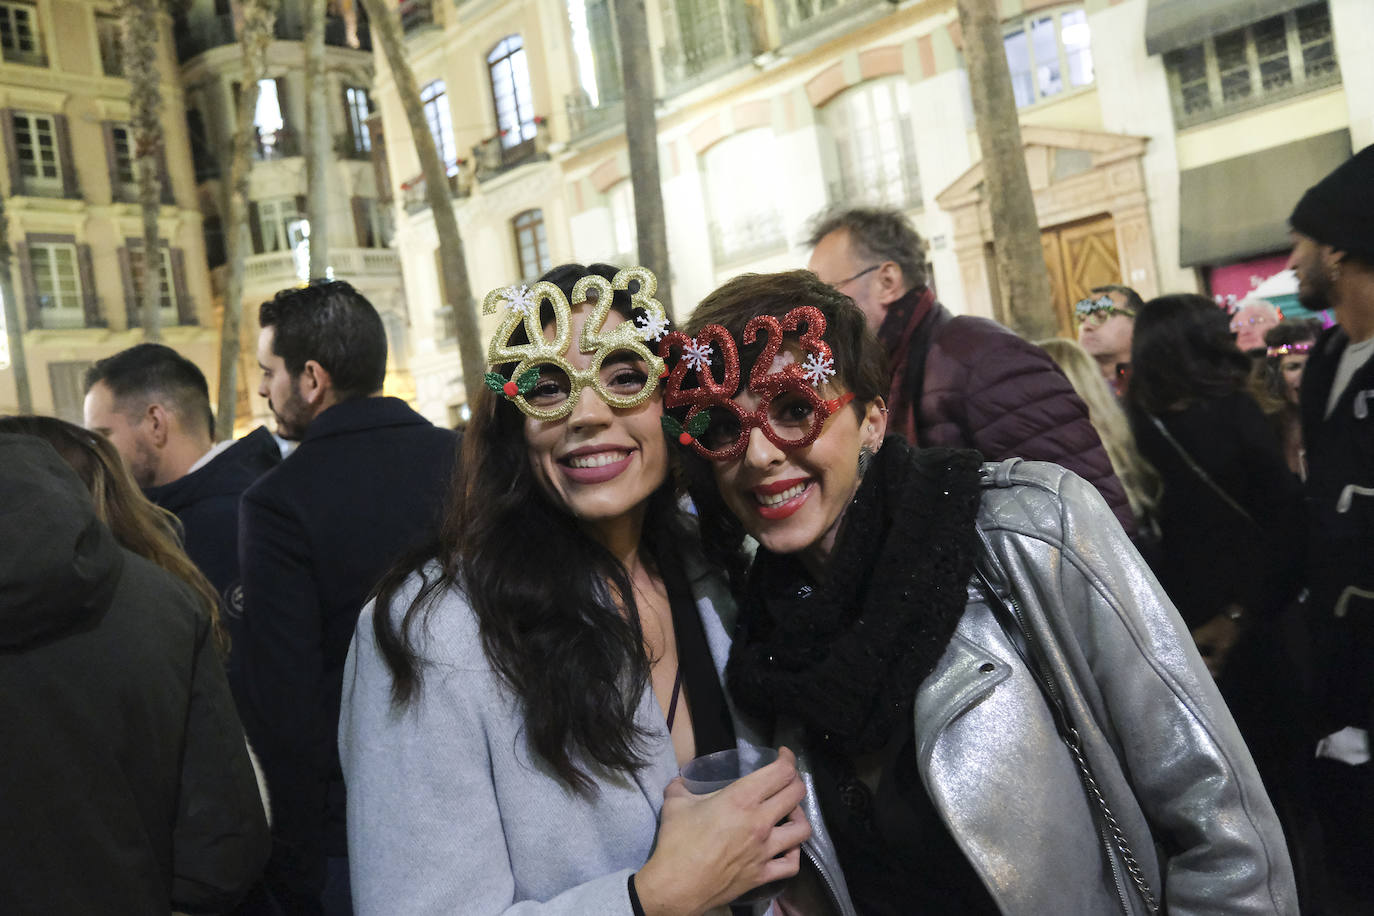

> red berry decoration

[
  {"left": 678, "top": 432, "right": 693, "bottom": 446},
  {"left": 502, "top": 381, "right": 518, "bottom": 397}
]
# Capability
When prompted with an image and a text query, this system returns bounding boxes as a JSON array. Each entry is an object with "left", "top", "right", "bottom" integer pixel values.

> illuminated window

[
  {"left": 1004, "top": 6, "right": 1093, "bottom": 108},
  {"left": 488, "top": 35, "right": 537, "bottom": 149}
]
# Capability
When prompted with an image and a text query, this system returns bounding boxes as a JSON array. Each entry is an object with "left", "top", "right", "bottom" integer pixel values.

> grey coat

[
  {"left": 793, "top": 459, "right": 1297, "bottom": 915},
  {"left": 339, "top": 557, "right": 772, "bottom": 915}
]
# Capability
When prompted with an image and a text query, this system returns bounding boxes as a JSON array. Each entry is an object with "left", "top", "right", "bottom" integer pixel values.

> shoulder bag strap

[
  {"left": 974, "top": 565, "right": 1161, "bottom": 915},
  {"left": 1147, "top": 413, "right": 1257, "bottom": 527}
]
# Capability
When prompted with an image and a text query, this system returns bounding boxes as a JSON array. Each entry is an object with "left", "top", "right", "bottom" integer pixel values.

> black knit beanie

[{"left": 1290, "top": 144, "right": 1374, "bottom": 260}]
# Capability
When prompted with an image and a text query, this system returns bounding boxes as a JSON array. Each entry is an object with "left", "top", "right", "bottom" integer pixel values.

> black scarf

[{"left": 726, "top": 439, "right": 984, "bottom": 755}]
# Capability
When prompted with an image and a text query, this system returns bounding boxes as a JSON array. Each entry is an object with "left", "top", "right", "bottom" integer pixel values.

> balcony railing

[
  {"left": 565, "top": 91, "right": 624, "bottom": 142},
  {"left": 400, "top": 168, "right": 473, "bottom": 215},
  {"left": 399, "top": 0, "right": 436, "bottom": 34},
  {"left": 335, "top": 133, "right": 372, "bottom": 160},
  {"left": 175, "top": 11, "right": 371, "bottom": 62},
  {"left": 193, "top": 150, "right": 221, "bottom": 183},
  {"left": 775, "top": 0, "right": 885, "bottom": 44},
  {"left": 661, "top": 0, "right": 761, "bottom": 95},
  {"left": 709, "top": 211, "right": 786, "bottom": 266},
  {"left": 254, "top": 127, "right": 300, "bottom": 161},
  {"left": 15, "top": 177, "right": 74, "bottom": 199},
  {"left": 2, "top": 45, "right": 48, "bottom": 67},
  {"left": 473, "top": 123, "right": 549, "bottom": 181},
  {"left": 244, "top": 247, "right": 399, "bottom": 286}
]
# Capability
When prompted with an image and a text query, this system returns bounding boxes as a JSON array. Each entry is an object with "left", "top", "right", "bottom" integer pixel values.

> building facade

[
  {"left": 366, "top": 0, "right": 1374, "bottom": 426},
  {"left": 175, "top": 0, "right": 408, "bottom": 432},
  {"left": 0, "top": 0, "right": 215, "bottom": 421}
]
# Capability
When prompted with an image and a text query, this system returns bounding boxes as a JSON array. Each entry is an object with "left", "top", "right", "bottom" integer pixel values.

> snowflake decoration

[
  {"left": 682, "top": 340, "right": 713, "bottom": 373},
  {"left": 635, "top": 311, "right": 669, "bottom": 342},
  {"left": 801, "top": 353, "right": 835, "bottom": 388},
  {"left": 505, "top": 285, "right": 536, "bottom": 316}
]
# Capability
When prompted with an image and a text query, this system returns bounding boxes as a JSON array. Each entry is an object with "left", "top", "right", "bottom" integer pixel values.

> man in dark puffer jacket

[
  {"left": 807, "top": 206, "right": 1133, "bottom": 535},
  {"left": 0, "top": 434, "right": 269, "bottom": 915}
]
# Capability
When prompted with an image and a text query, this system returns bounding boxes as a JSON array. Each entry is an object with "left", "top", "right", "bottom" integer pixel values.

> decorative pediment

[{"left": 935, "top": 127, "right": 1149, "bottom": 210}]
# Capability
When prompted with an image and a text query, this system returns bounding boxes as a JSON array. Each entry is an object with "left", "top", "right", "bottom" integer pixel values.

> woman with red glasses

[
  {"left": 676, "top": 270, "right": 1294, "bottom": 915},
  {"left": 340, "top": 264, "right": 813, "bottom": 915}
]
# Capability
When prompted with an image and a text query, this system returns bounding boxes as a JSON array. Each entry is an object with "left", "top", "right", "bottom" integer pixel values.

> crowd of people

[{"left": 1, "top": 144, "right": 1371, "bottom": 915}]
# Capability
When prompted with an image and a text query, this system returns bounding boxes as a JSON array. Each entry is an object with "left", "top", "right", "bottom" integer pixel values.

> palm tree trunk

[
  {"left": 215, "top": 0, "right": 276, "bottom": 437},
  {"left": 304, "top": 0, "right": 330, "bottom": 277},
  {"left": 119, "top": 0, "right": 165, "bottom": 341},
  {"left": 956, "top": 0, "right": 1056, "bottom": 340},
  {"left": 0, "top": 195, "right": 31, "bottom": 413},
  {"left": 358, "top": 0, "right": 484, "bottom": 401},
  {"left": 615, "top": 0, "right": 672, "bottom": 317}
]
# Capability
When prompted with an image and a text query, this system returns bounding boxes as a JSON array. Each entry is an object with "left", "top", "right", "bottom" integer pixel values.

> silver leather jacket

[{"left": 788, "top": 459, "right": 1296, "bottom": 915}]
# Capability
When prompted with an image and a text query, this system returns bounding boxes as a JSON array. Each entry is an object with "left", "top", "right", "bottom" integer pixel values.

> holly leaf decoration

[
  {"left": 515, "top": 367, "right": 541, "bottom": 395},
  {"left": 483, "top": 372, "right": 507, "bottom": 393},
  {"left": 661, "top": 416, "right": 685, "bottom": 437},
  {"left": 686, "top": 411, "right": 711, "bottom": 437}
]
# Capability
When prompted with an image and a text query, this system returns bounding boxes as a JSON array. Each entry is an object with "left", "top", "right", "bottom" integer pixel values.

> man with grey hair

[{"left": 807, "top": 206, "right": 1132, "bottom": 533}]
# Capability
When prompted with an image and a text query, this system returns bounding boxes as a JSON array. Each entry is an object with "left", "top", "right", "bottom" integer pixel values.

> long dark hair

[
  {"left": 1126, "top": 293, "right": 1254, "bottom": 416},
  {"left": 370, "top": 263, "right": 688, "bottom": 792}
]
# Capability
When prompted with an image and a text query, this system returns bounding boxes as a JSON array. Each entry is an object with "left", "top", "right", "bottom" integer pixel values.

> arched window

[
  {"left": 512, "top": 208, "right": 551, "bottom": 280},
  {"left": 818, "top": 77, "right": 921, "bottom": 210},
  {"left": 489, "top": 35, "right": 537, "bottom": 150},
  {"left": 699, "top": 128, "right": 784, "bottom": 265}
]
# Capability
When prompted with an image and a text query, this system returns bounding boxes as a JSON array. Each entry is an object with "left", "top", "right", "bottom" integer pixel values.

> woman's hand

[{"left": 635, "top": 746, "right": 812, "bottom": 916}]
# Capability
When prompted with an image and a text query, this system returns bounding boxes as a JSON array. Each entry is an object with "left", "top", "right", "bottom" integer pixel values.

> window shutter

[
  {"left": 101, "top": 122, "right": 120, "bottom": 202},
  {"left": 351, "top": 197, "right": 368, "bottom": 246},
  {"left": 14, "top": 241, "right": 39, "bottom": 329},
  {"left": 118, "top": 245, "right": 138, "bottom": 328},
  {"left": 294, "top": 194, "right": 306, "bottom": 218},
  {"left": 1, "top": 110, "right": 20, "bottom": 194},
  {"left": 157, "top": 145, "right": 174, "bottom": 205},
  {"left": 341, "top": 85, "right": 354, "bottom": 151},
  {"left": 77, "top": 244, "right": 102, "bottom": 327},
  {"left": 248, "top": 201, "right": 264, "bottom": 253},
  {"left": 52, "top": 114, "right": 80, "bottom": 200},
  {"left": 171, "top": 248, "right": 195, "bottom": 325},
  {"left": 276, "top": 76, "right": 292, "bottom": 135}
]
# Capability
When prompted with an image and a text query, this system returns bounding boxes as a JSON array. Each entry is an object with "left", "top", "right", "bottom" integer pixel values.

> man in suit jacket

[
  {"left": 237, "top": 280, "right": 459, "bottom": 915},
  {"left": 82, "top": 343, "right": 280, "bottom": 693}
]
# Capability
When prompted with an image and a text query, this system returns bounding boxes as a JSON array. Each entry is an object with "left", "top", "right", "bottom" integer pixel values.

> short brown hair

[{"left": 686, "top": 269, "right": 889, "bottom": 408}]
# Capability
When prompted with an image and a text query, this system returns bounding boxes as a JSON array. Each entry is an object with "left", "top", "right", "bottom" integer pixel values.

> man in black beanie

[{"left": 1286, "top": 142, "right": 1374, "bottom": 906}]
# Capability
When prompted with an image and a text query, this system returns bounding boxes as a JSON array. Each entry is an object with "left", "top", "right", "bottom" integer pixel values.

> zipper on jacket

[{"left": 801, "top": 843, "right": 853, "bottom": 916}]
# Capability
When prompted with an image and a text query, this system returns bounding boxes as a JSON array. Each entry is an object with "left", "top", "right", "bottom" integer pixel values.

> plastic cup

[
  {"left": 679, "top": 745, "right": 788, "bottom": 905},
  {"left": 680, "top": 745, "right": 780, "bottom": 795}
]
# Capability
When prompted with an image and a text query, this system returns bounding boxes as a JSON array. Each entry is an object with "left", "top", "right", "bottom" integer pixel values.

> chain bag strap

[
  {"left": 974, "top": 566, "right": 1162, "bottom": 915},
  {"left": 1147, "top": 413, "right": 1258, "bottom": 527}
]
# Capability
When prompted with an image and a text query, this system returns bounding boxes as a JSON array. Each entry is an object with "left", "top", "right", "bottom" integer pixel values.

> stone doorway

[
  {"left": 936, "top": 127, "right": 1158, "bottom": 327},
  {"left": 1041, "top": 213, "right": 1121, "bottom": 336}
]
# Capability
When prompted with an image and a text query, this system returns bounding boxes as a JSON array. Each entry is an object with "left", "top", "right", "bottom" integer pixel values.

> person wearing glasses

[
  {"left": 1075, "top": 285, "right": 1142, "bottom": 397},
  {"left": 671, "top": 269, "right": 1294, "bottom": 915},
  {"left": 339, "top": 264, "right": 816, "bottom": 915},
  {"left": 805, "top": 206, "right": 1134, "bottom": 536}
]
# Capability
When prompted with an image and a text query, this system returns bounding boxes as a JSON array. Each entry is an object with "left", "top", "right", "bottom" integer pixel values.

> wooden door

[{"left": 1041, "top": 214, "right": 1121, "bottom": 336}]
